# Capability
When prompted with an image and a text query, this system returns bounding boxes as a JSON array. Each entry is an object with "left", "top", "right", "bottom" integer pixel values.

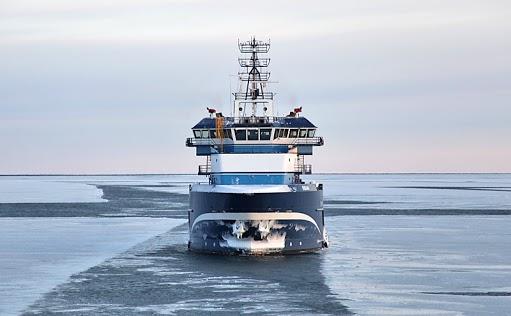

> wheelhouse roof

[{"left": 191, "top": 117, "right": 316, "bottom": 129}]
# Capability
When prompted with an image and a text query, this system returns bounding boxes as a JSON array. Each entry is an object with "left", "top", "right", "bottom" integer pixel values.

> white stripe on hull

[
  {"left": 211, "top": 153, "right": 297, "bottom": 173},
  {"left": 191, "top": 212, "right": 320, "bottom": 232},
  {"left": 192, "top": 184, "right": 293, "bottom": 193}
]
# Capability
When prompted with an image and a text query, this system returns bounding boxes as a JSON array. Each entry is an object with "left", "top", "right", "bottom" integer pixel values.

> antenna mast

[{"left": 234, "top": 37, "right": 274, "bottom": 120}]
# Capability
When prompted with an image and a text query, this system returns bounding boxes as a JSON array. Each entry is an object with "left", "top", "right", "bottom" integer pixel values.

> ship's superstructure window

[
  {"left": 224, "top": 129, "right": 233, "bottom": 139},
  {"left": 217, "top": 127, "right": 313, "bottom": 140},
  {"left": 235, "top": 129, "right": 247, "bottom": 140},
  {"left": 247, "top": 129, "right": 259, "bottom": 141},
  {"left": 273, "top": 129, "right": 280, "bottom": 139},
  {"left": 202, "top": 129, "right": 234, "bottom": 139},
  {"left": 260, "top": 129, "right": 271, "bottom": 140}
]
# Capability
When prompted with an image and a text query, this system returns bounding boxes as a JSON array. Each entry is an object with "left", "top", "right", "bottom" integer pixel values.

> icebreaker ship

[{"left": 186, "top": 38, "right": 327, "bottom": 254}]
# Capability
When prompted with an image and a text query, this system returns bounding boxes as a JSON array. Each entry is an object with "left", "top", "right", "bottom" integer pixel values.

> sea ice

[
  {"left": 0, "top": 176, "right": 104, "bottom": 203},
  {"left": 0, "top": 217, "right": 184, "bottom": 316}
]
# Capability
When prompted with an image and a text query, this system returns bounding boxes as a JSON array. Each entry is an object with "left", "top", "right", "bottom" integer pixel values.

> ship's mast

[{"left": 234, "top": 38, "right": 274, "bottom": 120}]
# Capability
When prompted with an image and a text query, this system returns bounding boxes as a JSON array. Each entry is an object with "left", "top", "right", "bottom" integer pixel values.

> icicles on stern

[
  {"left": 232, "top": 220, "right": 247, "bottom": 239},
  {"left": 220, "top": 220, "right": 288, "bottom": 253},
  {"left": 220, "top": 232, "right": 287, "bottom": 253},
  {"left": 230, "top": 220, "right": 284, "bottom": 240},
  {"left": 218, "top": 220, "right": 289, "bottom": 253}
]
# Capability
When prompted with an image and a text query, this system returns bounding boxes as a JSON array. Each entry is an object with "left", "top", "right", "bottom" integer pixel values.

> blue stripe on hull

[{"left": 212, "top": 173, "right": 293, "bottom": 185}]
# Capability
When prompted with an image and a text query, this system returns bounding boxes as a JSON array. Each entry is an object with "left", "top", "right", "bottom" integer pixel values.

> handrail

[
  {"left": 294, "top": 164, "right": 312, "bottom": 174},
  {"left": 239, "top": 58, "right": 270, "bottom": 67},
  {"left": 234, "top": 92, "right": 274, "bottom": 100},
  {"left": 191, "top": 116, "right": 316, "bottom": 125},
  {"left": 199, "top": 164, "right": 310, "bottom": 176},
  {"left": 238, "top": 72, "right": 270, "bottom": 81},
  {"left": 295, "top": 137, "right": 324, "bottom": 146},
  {"left": 198, "top": 165, "right": 211, "bottom": 175},
  {"left": 186, "top": 138, "right": 224, "bottom": 147},
  {"left": 186, "top": 136, "right": 324, "bottom": 147},
  {"left": 238, "top": 43, "right": 270, "bottom": 53}
]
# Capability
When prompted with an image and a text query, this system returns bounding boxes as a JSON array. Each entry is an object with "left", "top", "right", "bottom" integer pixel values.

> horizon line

[{"left": 1, "top": 172, "right": 510, "bottom": 177}]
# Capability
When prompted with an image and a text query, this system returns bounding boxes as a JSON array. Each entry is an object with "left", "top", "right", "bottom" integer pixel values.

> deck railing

[
  {"left": 234, "top": 92, "right": 274, "bottom": 100},
  {"left": 198, "top": 165, "right": 211, "bottom": 175},
  {"left": 295, "top": 137, "right": 324, "bottom": 146},
  {"left": 186, "top": 136, "right": 323, "bottom": 147},
  {"left": 295, "top": 164, "right": 312, "bottom": 174},
  {"left": 197, "top": 165, "right": 311, "bottom": 176}
]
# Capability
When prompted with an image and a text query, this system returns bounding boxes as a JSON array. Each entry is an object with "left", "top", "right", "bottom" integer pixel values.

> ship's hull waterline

[{"left": 188, "top": 187, "right": 327, "bottom": 254}]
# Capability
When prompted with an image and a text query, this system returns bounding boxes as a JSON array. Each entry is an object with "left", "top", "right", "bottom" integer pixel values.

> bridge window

[
  {"left": 224, "top": 129, "right": 233, "bottom": 139},
  {"left": 308, "top": 129, "right": 316, "bottom": 138},
  {"left": 260, "top": 129, "right": 271, "bottom": 140},
  {"left": 283, "top": 129, "right": 289, "bottom": 137},
  {"left": 278, "top": 129, "right": 284, "bottom": 138},
  {"left": 201, "top": 130, "right": 209, "bottom": 138},
  {"left": 235, "top": 129, "right": 246, "bottom": 141},
  {"left": 299, "top": 129, "right": 307, "bottom": 138},
  {"left": 247, "top": 129, "right": 259, "bottom": 141},
  {"left": 193, "top": 130, "right": 201, "bottom": 138},
  {"left": 210, "top": 130, "right": 217, "bottom": 138},
  {"left": 273, "top": 129, "right": 279, "bottom": 139},
  {"left": 289, "top": 129, "right": 298, "bottom": 138}
]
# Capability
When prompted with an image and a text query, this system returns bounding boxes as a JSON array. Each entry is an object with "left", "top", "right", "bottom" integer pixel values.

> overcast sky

[{"left": 1, "top": 0, "right": 510, "bottom": 173}]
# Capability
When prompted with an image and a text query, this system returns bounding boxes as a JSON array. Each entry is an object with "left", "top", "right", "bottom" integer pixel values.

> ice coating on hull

[
  {"left": 189, "top": 214, "right": 325, "bottom": 254},
  {"left": 220, "top": 232, "right": 287, "bottom": 253}
]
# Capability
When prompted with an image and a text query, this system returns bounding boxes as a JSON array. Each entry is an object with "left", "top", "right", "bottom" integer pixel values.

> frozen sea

[{"left": 0, "top": 174, "right": 510, "bottom": 315}]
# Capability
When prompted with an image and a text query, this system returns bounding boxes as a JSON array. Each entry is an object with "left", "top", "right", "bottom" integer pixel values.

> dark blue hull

[{"left": 188, "top": 185, "right": 327, "bottom": 254}]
